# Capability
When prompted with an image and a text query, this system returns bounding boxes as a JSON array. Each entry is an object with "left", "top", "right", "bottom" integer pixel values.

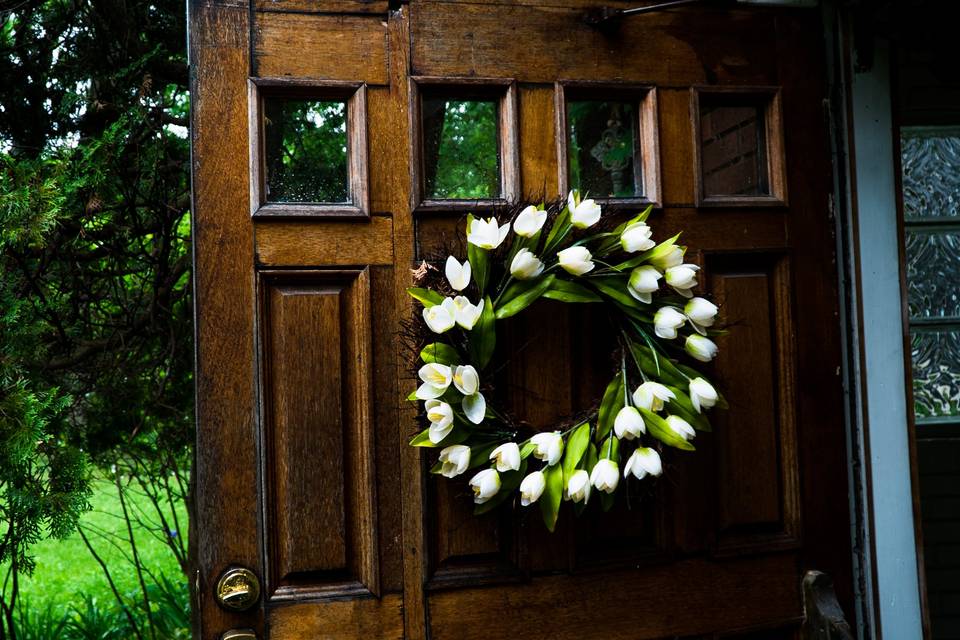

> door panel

[{"left": 190, "top": 1, "right": 852, "bottom": 638}]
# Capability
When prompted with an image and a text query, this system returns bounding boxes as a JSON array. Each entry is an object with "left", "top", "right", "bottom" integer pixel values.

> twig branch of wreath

[{"left": 405, "top": 191, "right": 725, "bottom": 531}]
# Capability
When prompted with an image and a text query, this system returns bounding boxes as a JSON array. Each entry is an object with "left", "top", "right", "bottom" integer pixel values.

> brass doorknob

[{"left": 215, "top": 567, "right": 261, "bottom": 612}]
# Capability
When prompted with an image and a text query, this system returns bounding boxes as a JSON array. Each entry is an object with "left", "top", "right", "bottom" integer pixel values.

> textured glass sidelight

[
  {"left": 699, "top": 101, "right": 768, "bottom": 197},
  {"left": 911, "top": 330, "right": 960, "bottom": 420},
  {"left": 421, "top": 99, "right": 500, "bottom": 199},
  {"left": 904, "top": 230, "right": 960, "bottom": 320},
  {"left": 263, "top": 99, "right": 348, "bottom": 203},
  {"left": 566, "top": 100, "right": 641, "bottom": 198},
  {"left": 901, "top": 133, "right": 960, "bottom": 219}
]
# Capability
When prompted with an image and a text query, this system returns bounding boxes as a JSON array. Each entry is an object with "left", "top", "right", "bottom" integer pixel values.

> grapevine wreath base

[{"left": 406, "top": 192, "right": 725, "bottom": 531}]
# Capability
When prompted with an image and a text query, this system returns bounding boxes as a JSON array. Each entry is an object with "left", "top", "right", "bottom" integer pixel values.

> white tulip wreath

[{"left": 406, "top": 191, "right": 725, "bottom": 531}]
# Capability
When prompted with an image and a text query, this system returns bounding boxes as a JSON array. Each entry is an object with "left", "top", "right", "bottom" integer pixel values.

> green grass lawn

[{"left": 7, "top": 475, "right": 188, "bottom": 617}]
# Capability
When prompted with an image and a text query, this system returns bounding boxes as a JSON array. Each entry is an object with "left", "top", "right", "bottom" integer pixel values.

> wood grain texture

[
  {"left": 255, "top": 0, "right": 388, "bottom": 14},
  {"left": 253, "top": 12, "right": 389, "bottom": 84},
  {"left": 268, "top": 594, "right": 403, "bottom": 640},
  {"left": 254, "top": 216, "right": 394, "bottom": 266},
  {"left": 518, "top": 84, "right": 559, "bottom": 200}
]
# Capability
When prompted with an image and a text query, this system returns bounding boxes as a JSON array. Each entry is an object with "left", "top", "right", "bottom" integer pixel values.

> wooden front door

[{"left": 190, "top": 1, "right": 852, "bottom": 638}]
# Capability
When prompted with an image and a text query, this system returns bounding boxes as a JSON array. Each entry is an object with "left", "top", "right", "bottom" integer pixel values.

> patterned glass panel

[
  {"left": 422, "top": 99, "right": 500, "bottom": 199},
  {"left": 264, "top": 99, "right": 348, "bottom": 203},
  {"left": 911, "top": 330, "right": 960, "bottom": 420},
  {"left": 900, "top": 131, "right": 960, "bottom": 219},
  {"left": 566, "top": 100, "right": 641, "bottom": 198},
  {"left": 699, "top": 100, "right": 769, "bottom": 197},
  {"left": 904, "top": 230, "right": 960, "bottom": 320}
]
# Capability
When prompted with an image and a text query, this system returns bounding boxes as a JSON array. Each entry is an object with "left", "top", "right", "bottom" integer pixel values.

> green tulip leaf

[
  {"left": 468, "top": 296, "right": 496, "bottom": 369},
  {"left": 596, "top": 376, "right": 624, "bottom": 441},
  {"left": 520, "top": 441, "right": 538, "bottom": 459},
  {"left": 543, "top": 278, "right": 602, "bottom": 303},
  {"left": 542, "top": 205, "right": 572, "bottom": 255},
  {"left": 409, "top": 426, "right": 469, "bottom": 448},
  {"left": 495, "top": 275, "right": 556, "bottom": 320},
  {"left": 407, "top": 287, "right": 444, "bottom": 307},
  {"left": 540, "top": 463, "right": 564, "bottom": 532},
  {"left": 562, "top": 422, "right": 591, "bottom": 486},
  {"left": 466, "top": 216, "right": 491, "bottom": 294},
  {"left": 638, "top": 408, "right": 695, "bottom": 451},
  {"left": 590, "top": 276, "right": 646, "bottom": 310},
  {"left": 420, "top": 342, "right": 460, "bottom": 365}
]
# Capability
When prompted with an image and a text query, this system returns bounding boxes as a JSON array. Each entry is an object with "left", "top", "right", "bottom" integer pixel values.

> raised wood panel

[
  {"left": 255, "top": 0, "right": 388, "bottom": 14},
  {"left": 268, "top": 594, "right": 404, "bottom": 640},
  {"left": 519, "top": 84, "right": 559, "bottom": 200},
  {"left": 410, "top": 4, "right": 778, "bottom": 86},
  {"left": 253, "top": 12, "right": 389, "bottom": 84},
  {"left": 427, "top": 555, "right": 801, "bottom": 640},
  {"left": 258, "top": 269, "right": 379, "bottom": 599},
  {"left": 708, "top": 253, "right": 801, "bottom": 555},
  {"left": 254, "top": 216, "right": 394, "bottom": 267}
]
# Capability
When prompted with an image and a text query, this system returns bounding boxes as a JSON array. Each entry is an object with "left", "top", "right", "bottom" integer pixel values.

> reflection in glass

[
  {"left": 901, "top": 132, "right": 960, "bottom": 219},
  {"left": 905, "top": 230, "right": 960, "bottom": 320},
  {"left": 264, "top": 99, "right": 348, "bottom": 203},
  {"left": 422, "top": 99, "right": 500, "bottom": 199},
  {"left": 566, "top": 101, "right": 640, "bottom": 198},
  {"left": 699, "top": 101, "right": 768, "bottom": 197},
  {"left": 911, "top": 330, "right": 960, "bottom": 420}
]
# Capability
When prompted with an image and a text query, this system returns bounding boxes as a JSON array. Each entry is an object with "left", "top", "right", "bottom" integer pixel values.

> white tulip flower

[
  {"left": 614, "top": 406, "right": 646, "bottom": 440},
  {"left": 425, "top": 399, "right": 454, "bottom": 443},
  {"left": 489, "top": 442, "right": 522, "bottom": 472},
  {"left": 444, "top": 256, "right": 471, "bottom": 291},
  {"left": 467, "top": 216, "right": 510, "bottom": 250},
  {"left": 633, "top": 381, "right": 675, "bottom": 412},
  {"left": 530, "top": 431, "right": 564, "bottom": 466},
  {"left": 665, "top": 264, "right": 699, "bottom": 298},
  {"left": 653, "top": 306, "right": 686, "bottom": 339},
  {"left": 567, "top": 190, "right": 602, "bottom": 229},
  {"left": 649, "top": 244, "right": 684, "bottom": 270},
  {"left": 470, "top": 468, "right": 501, "bottom": 504},
  {"left": 565, "top": 469, "right": 591, "bottom": 504},
  {"left": 438, "top": 445, "right": 471, "bottom": 478},
  {"left": 416, "top": 362, "right": 453, "bottom": 399},
  {"left": 423, "top": 297, "right": 457, "bottom": 334},
  {"left": 620, "top": 222, "right": 655, "bottom": 253},
  {"left": 685, "top": 334, "right": 718, "bottom": 363},
  {"left": 453, "top": 365, "right": 479, "bottom": 395},
  {"left": 627, "top": 265, "right": 662, "bottom": 303},
  {"left": 519, "top": 471, "right": 546, "bottom": 506},
  {"left": 462, "top": 392, "right": 486, "bottom": 425},
  {"left": 685, "top": 297, "right": 718, "bottom": 333},
  {"left": 510, "top": 248, "right": 544, "bottom": 280},
  {"left": 623, "top": 447, "right": 662, "bottom": 480},
  {"left": 452, "top": 296, "right": 484, "bottom": 330},
  {"left": 689, "top": 377, "right": 718, "bottom": 413},
  {"left": 557, "top": 246, "right": 595, "bottom": 276},
  {"left": 591, "top": 458, "right": 620, "bottom": 494},
  {"left": 666, "top": 415, "right": 696, "bottom": 442},
  {"left": 513, "top": 205, "right": 547, "bottom": 237}
]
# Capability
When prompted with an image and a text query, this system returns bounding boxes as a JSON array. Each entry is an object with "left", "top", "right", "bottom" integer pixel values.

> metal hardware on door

[
  {"left": 220, "top": 630, "right": 257, "bottom": 640},
  {"left": 215, "top": 567, "right": 261, "bottom": 612}
]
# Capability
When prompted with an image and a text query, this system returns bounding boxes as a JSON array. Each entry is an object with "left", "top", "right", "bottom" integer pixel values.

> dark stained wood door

[{"left": 189, "top": 1, "right": 853, "bottom": 638}]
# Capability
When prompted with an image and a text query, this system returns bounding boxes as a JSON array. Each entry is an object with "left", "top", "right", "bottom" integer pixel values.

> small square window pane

[
  {"left": 699, "top": 100, "right": 769, "bottom": 197},
  {"left": 905, "top": 229, "right": 960, "bottom": 321},
  {"left": 264, "top": 99, "right": 348, "bottom": 203},
  {"left": 901, "top": 130, "right": 960, "bottom": 219},
  {"left": 422, "top": 98, "right": 500, "bottom": 199},
  {"left": 567, "top": 100, "right": 641, "bottom": 198},
  {"left": 911, "top": 329, "right": 960, "bottom": 421}
]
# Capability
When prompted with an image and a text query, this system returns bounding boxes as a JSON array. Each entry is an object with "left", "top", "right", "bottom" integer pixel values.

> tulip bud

[
  {"left": 613, "top": 406, "right": 646, "bottom": 440},
  {"left": 489, "top": 442, "right": 522, "bottom": 472},
  {"left": 462, "top": 392, "right": 486, "bottom": 425},
  {"left": 416, "top": 362, "right": 453, "bottom": 399},
  {"left": 665, "top": 264, "right": 699, "bottom": 298},
  {"left": 633, "top": 381, "right": 675, "bottom": 412},
  {"left": 444, "top": 256, "right": 471, "bottom": 291},
  {"left": 590, "top": 458, "right": 620, "bottom": 494},
  {"left": 453, "top": 365, "right": 479, "bottom": 395},
  {"left": 627, "top": 265, "right": 662, "bottom": 303},
  {"left": 685, "top": 334, "right": 718, "bottom": 363},
  {"left": 467, "top": 216, "right": 509, "bottom": 250},
  {"left": 654, "top": 306, "right": 686, "bottom": 339},
  {"left": 665, "top": 415, "right": 696, "bottom": 441},
  {"left": 624, "top": 447, "right": 662, "bottom": 480},
  {"left": 649, "top": 244, "right": 684, "bottom": 270},
  {"left": 567, "top": 190, "right": 602, "bottom": 229},
  {"left": 688, "top": 377, "right": 718, "bottom": 413},
  {"left": 519, "top": 471, "right": 546, "bottom": 506},
  {"left": 557, "top": 246, "right": 595, "bottom": 276},
  {"left": 684, "top": 297, "right": 718, "bottom": 329},
  {"left": 565, "top": 469, "right": 591, "bottom": 504},
  {"left": 530, "top": 431, "right": 564, "bottom": 466},
  {"left": 510, "top": 248, "right": 545, "bottom": 280},
  {"left": 423, "top": 297, "right": 457, "bottom": 333},
  {"left": 452, "top": 296, "right": 483, "bottom": 330},
  {"left": 620, "top": 221, "right": 655, "bottom": 253},
  {"left": 513, "top": 205, "right": 547, "bottom": 237},
  {"left": 470, "top": 468, "right": 501, "bottom": 504},
  {"left": 439, "top": 445, "right": 471, "bottom": 478},
  {"left": 425, "top": 399, "right": 454, "bottom": 443}
]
